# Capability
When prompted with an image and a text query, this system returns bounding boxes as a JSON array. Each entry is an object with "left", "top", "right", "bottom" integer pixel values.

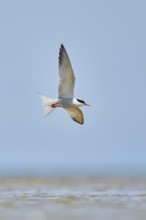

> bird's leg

[{"left": 51, "top": 103, "right": 57, "bottom": 108}]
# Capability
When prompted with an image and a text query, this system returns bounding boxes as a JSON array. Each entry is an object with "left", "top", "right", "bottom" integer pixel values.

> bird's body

[
  {"left": 52, "top": 98, "right": 85, "bottom": 108},
  {"left": 39, "top": 44, "right": 90, "bottom": 124}
]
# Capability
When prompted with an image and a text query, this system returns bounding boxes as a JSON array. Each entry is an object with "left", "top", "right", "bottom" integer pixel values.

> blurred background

[{"left": 0, "top": 0, "right": 146, "bottom": 177}]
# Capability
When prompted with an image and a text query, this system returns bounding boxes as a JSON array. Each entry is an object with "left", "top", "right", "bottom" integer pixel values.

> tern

[{"left": 39, "top": 44, "right": 90, "bottom": 125}]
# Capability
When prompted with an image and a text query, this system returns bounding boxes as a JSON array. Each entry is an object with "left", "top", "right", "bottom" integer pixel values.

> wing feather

[
  {"left": 63, "top": 107, "right": 84, "bottom": 125},
  {"left": 58, "top": 44, "right": 75, "bottom": 98}
]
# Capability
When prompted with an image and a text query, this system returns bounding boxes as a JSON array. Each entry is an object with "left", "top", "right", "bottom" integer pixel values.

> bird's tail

[{"left": 39, "top": 93, "right": 56, "bottom": 117}]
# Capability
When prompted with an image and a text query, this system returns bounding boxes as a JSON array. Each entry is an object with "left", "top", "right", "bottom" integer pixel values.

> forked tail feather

[{"left": 39, "top": 93, "right": 56, "bottom": 117}]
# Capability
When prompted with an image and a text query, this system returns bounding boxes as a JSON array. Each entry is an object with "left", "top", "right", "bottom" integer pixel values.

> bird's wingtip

[{"left": 60, "top": 43, "right": 65, "bottom": 51}]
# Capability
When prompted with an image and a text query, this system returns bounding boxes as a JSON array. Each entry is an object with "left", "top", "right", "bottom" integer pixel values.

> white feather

[{"left": 39, "top": 94, "right": 56, "bottom": 117}]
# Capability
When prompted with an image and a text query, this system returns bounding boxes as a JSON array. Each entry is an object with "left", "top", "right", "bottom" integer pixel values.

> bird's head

[{"left": 76, "top": 99, "right": 91, "bottom": 106}]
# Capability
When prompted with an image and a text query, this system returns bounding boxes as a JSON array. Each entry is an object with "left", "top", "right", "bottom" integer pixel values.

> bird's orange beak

[{"left": 84, "top": 103, "right": 91, "bottom": 106}]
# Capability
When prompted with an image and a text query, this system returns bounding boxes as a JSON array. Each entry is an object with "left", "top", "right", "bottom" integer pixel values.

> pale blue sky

[{"left": 0, "top": 0, "right": 146, "bottom": 176}]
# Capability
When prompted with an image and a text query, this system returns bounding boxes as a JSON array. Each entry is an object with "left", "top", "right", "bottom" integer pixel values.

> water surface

[{"left": 0, "top": 177, "right": 146, "bottom": 220}]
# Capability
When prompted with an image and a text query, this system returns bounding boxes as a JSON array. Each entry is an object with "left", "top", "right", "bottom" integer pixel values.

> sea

[{"left": 0, "top": 176, "right": 146, "bottom": 220}]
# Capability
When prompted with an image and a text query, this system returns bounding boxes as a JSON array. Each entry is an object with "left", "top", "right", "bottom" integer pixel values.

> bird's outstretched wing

[
  {"left": 58, "top": 44, "right": 75, "bottom": 98},
  {"left": 63, "top": 107, "right": 84, "bottom": 124}
]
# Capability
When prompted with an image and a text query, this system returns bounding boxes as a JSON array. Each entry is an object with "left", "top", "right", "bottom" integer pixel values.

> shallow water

[{"left": 0, "top": 177, "right": 146, "bottom": 220}]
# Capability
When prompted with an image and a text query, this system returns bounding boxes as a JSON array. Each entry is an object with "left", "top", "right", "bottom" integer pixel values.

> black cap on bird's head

[{"left": 77, "top": 99, "right": 90, "bottom": 106}]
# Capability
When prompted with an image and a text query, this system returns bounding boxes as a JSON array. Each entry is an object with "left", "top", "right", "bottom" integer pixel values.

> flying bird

[{"left": 39, "top": 44, "right": 90, "bottom": 125}]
